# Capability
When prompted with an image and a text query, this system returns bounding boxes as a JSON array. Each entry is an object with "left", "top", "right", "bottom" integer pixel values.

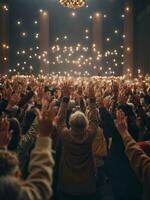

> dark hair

[
  {"left": 0, "top": 176, "right": 25, "bottom": 200},
  {"left": 0, "top": 151, "right": 19, "bottom": 177}
]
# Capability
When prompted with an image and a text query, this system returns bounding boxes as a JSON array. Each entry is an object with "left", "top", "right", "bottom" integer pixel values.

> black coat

[{"left": 99, "top": 106, "right": 142, "bottom": 200}]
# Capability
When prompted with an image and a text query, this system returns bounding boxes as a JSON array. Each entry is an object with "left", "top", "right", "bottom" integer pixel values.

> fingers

[
  {"left": 116, "top": 109, "right": 126, "bottom": 121},
  {"left": 34, "top": 101, "right": 56, "bottom": 122}
]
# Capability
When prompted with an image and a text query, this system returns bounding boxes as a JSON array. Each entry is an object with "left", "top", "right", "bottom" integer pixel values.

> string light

[{"left": 8, "top": 2, "right": 127, "bottom": 76}]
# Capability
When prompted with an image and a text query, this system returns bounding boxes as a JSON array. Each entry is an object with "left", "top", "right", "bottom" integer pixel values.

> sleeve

[
  {"left": 99, "top": 107, "right": 115, "bottom": 138},
  {"left": 17, "top": 118, "right": 38, "bottom": 178},
  {"left": 56, "top": 101, "right": 70, "bottom": 138},
  {"left": 122, "top": 133, "right": 150, "bottom": 186},
  {"left": 22, "top": 137, "right": 54, "bottom": 200},
  {"left": 86, "top": 98, "right": 99, "bottom": 139}
]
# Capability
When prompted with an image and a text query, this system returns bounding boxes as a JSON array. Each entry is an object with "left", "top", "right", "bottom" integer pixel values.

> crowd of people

[{"left": 0, "top": 74, "right": 150, "bottom": 200}]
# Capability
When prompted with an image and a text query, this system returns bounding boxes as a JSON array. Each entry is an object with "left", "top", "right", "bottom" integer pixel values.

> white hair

[{"left": 69, "top": 111, "right": 88, "bottom": 131}]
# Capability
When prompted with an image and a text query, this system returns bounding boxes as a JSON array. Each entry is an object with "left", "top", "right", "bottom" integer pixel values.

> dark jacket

[
  {"left": 123, "top": 134, "right": 150, "bottom": 200},
  {"left": 99, "top": 106, "right": 142, "bottom": 200}
]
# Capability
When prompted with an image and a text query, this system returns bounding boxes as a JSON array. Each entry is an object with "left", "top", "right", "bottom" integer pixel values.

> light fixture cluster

[{"left": 59, "top": 0, "right": 85, "bottom": 9}]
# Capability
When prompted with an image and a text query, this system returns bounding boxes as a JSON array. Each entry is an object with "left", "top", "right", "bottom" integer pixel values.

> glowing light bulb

[
  {"left": 17, "top": 21, "right": 21, "bottom": 25},
  {"left": 126, "top": 7, "right": 130, "bottom": 12},
  {"left": 22, "top": 32, "right": 27, "bottom": 37},
  {"left": 71, "top": 12, "right": 76, "bottom": 17},
  {"left": 96, "top": 13, "right": 100, "bottom": 17},
  {"left": 43, "top": 11, "right": 47, "bottom": 16},
  {"left": 127, "top": 47, "right": 131, "bottom": 52}
]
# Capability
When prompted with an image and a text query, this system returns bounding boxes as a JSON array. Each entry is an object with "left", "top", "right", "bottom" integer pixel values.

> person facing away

[{"left": 56, "top": 94, "right": 99, "bottom": 199}]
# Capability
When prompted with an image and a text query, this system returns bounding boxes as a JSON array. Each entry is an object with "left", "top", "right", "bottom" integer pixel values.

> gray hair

[{"left": 69, "top": 111, "right": 88, "bottom": 131}]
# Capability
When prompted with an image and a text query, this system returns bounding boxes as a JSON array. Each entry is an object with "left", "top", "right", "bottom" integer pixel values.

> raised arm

[
  {"left": 56, "top": 82, "right": 71, "bottom": 137},
  {"left": 86, "top": 85, "right": 99, "bottom": 137},
  {"left": 22, "top": 102, "right": 55, "bottom": 200},
  {"left": 17, "top": 118, "right": 38, "bottom": 179},
  {"left": 116, "top": 110, "right": 150, "bottom": 186}
]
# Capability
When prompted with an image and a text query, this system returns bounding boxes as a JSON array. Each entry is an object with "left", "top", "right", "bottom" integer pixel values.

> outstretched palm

[{"left": 116, "top": 110, "right": 128, "bottom": 134}]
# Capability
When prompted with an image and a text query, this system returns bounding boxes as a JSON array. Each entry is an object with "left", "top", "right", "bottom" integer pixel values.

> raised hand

[
  {"left": 116, "top": 109, "right": 128, "bottom": 134},
  {"left": 118, "top": 90, "right": 128, "bottom": 104},
  {"left": 77, "top": 86, "right": 83, "bottom": 97},
  {"left": 35, "top": 101, "right": 57, "bottom": 137},
  {"left": 88, "top": 84, "right": 95, "bottom": 98},
  {"left": 103, "top": 96, "right": 112, "bottom": 111},
  {"left": 61, "top": 81, "right": 72, "bottom": 97}
]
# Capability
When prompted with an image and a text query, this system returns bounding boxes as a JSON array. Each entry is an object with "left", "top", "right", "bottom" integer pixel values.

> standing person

[
  {"left": 100, "top": 94, "right": 142, "bottom": 200},
  {"left": 0, "top": 103, "right": 55, "bottom": 200},
  {"left": 57, "top": 82, "right": 98, "bottom": 200},
  {"left": 116, "top": 109, "right": 150, "bottom": 200}
]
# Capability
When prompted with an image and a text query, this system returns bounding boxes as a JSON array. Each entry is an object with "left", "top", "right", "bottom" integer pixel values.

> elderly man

[{"left": 57, "top": 82, "right": 99, "bottom": 200}]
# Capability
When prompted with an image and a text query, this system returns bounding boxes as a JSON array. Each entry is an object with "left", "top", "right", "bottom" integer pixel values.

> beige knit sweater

[
  {"left": 122, "top": 132, "right": 150, "bottom": 200},
  {"left": 22, "top": 137, "right": 54, "bottom": 200}
]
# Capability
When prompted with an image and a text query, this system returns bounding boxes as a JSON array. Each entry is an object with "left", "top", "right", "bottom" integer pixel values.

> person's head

[
  {"left": 69, "top": 111, "right": 88, "bottom": 132},
  {"left": 0, "top": 151, "right": 20, "bottom": 178},
  {"left": 0, "top": 176, "right": 24, "bottom": 200}
]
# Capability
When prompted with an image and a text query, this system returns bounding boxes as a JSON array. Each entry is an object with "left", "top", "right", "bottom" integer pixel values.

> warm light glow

[
  {"left": 3, "top": 5, "right": 8, "bottom": 11},
  {"left": 127, "top": 47, "right": 131, "bottom": 52},
  {"left": 126, "top": 7, "right": 130, "bottom": 12},
  {"left": 22, "top": 32, "right": 27, "bottom": 37},
  {"left": 17, "top": 21, "right": 21, "bottom": 25},
  {"left": 96, "top": 12, "right": 100, "bottom": 17},
  {"left": 43, "top": 11, "right": 47, "bottom": 16},
  {"left": 59, "top": 0, "right": 85, "bottom": 9},
  {"left": 71, "top": 12, "right": 76, "bottom": 17},
  {"left": 106, "top": 38, "right": 110, "bottom": 42}
]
